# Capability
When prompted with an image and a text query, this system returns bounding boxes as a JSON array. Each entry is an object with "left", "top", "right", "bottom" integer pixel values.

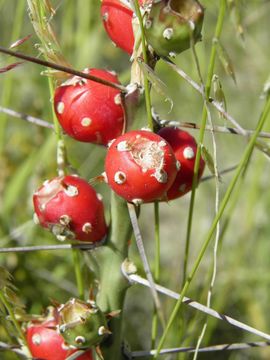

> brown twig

[{"left": 0, "top": 46, "right": 127, "bottom": 92}]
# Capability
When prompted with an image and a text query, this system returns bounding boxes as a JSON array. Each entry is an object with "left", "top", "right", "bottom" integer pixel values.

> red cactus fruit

[
  {"left": 105, "top": 129, "right": 178, "bottom": 204},
  {"left": 33, "top": 175, "right": 107, "bottom": 242},
  {"left": 26, "top": 318, "right": 94, "bottom": 360},
  {"left": 54, "top": 68, "right": 124, "bottom": 146},
  {"left": 158, "top": 127, "right": 205, "bottom": 200},
  {"left": 101, "top": 0, "right": 145, "bottom": 55}
]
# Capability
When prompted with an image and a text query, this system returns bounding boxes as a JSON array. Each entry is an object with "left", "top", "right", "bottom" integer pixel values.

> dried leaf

[
  {"left": 44, "top": 0, "right": 56, "bottom": 15},
  {"left": 212, "top": 74, "right": 227, "bottom": 119},
  {"left": 9, "top": 34, "right": 32, "bottom": 49},
  {"left": 137, "top": 58, "right": 173, "bottom": 112},
  {"left": 0, "top": 267, "right": 12, "bottom": 290},
  {"left": 40, "top": 69, "right": 71, "bottom": 81},
  {"left": 4, "top": 287, "right": 24, "bottom": 309},
  {"left": 227, "top": 0, "right": 245, "bottom": 40},
  {"left": 201, "top": 145, "right": 216, "bottom": 178},
  {"left": 0, "top": 301, "right": 6, "bottom": 314},
  {"left": 0, "top": 62, "right": 24, "bottom": 74},
  {"left": 255, "top": 139, "right": 270, "bottom": 159},
  {"left": 14, "top": 308, "right": 42, "bottom": 322},
  {"left": 214, "top": 38, "right": 236, "bottom": 83},
  {"left": 261, "top": 74, "right": 270, "bottom": 99},
  {"left": 27, "top": 0, "right": 70, "bottom": 69}
]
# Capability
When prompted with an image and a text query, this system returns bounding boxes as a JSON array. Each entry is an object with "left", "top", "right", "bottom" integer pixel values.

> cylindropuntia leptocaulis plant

[{"left": 0, "top": 0, "right": 243, "bottom": 359}]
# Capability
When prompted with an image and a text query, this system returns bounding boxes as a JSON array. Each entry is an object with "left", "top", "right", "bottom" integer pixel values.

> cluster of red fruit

[
  {"left": 33, "top": 0, "right": 205, "bottom": 246},
  {"left": 30, "top": 1, "right": 205, "bottom": 357}
]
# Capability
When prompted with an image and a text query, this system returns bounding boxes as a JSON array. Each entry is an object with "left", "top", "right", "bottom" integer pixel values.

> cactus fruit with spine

[{"left": 144, "top": 0, "right": 204, "bottom": 57}]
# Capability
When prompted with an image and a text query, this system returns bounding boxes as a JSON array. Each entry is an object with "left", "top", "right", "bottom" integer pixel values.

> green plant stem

[
  {"left": 0, "top": 0, "right": 25, "bottom": 153},
  {"left": 182, "top": 0, "right": 227, "bottom": 286},
  {"left": 155, "top": 95, "right": 270, "bottom": 357},
  {"left": 72, "top": 249, "right": 84, "bottom": 299},
  {"left": 37, "top": 2, "right": 62, "bottom": 142},
  {"left": 151, "top": 202, "right": 161, "bottom": 348},
  {"left": 133, "top": 0, "right": 153, "bottom": 130},
  {"left": 97, "top": 193, "right": 133, "bottom": 360},
  {"left": 0, "top": 291, "right": 29, "bottom": 354}
]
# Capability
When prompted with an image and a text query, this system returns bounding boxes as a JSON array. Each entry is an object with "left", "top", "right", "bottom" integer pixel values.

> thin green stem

[
  {"left": 133, "top": 0, "right": 153, "bottom": 130},
  {"left": 0, "top": 291, "right": 29, "bottom": 354},
  {"left": 182, "top": 0, "right": 226, "bottom": 286},
  {"left": 72, "top": 249, "right": 85, "bottom": 300},
  {"left": 151, "top": 202, "right": 161, "bottom": 347},
  {"left": 0, "top": 0, "right": 25, "bottom": 153},
  {"left": 97, "top": 193, "right": 133, "bottom": 360},
  {"left": 155, "top": 95, "right": 270, "bottom": 357},
  {"left": 38, "top": 2, "right": 62, "bottom": 143}
]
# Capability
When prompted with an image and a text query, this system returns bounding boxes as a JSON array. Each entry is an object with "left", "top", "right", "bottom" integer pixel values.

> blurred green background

[{"left": 0, "top": 0, "right": 270, "bottom": 359}]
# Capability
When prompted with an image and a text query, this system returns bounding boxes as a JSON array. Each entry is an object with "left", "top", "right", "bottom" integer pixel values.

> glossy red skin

[
  {"left": 33, "top": 175, "right": 107, "bottom": 242},
  {"left": 105, "top": 130, "right": 177, "bottom": 203},
  {"left": 26, "top": 319, "right": 93, "bottom": 360},
  {"left": 54, "top": 68, "right": 124, "bottom": 146},
  {"left": 101, "top": 0, "right": 144, "bottom": 55},
  {"left": 158, "top": 127, "right": 205, "bottom": 200}
]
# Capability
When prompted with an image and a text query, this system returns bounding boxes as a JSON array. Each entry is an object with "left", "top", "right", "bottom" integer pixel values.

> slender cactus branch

[
  {"left": 0, "top": 342, "right": 26, "bottom": 357},
  {"left": 128, "top": 274, "right": 270, "bottom": 341},
  {"left": 156, "top": 117, "right": 270, "bottom": 139},
  {"left": 0, "top": 46, "right": 127, "bottom": 91},
  {"left": 200, "top": 164, "right": 238, "bottom": 182},
  {"left": 0, "top": 105, "right": 54, "bottom": 129},
  {"left": 131, "top": 341, "right": 270, "bottom": 357},
  {"left": 3, "top": 103, "right": 270, "bottom": 140},
  {"left": 127, "top": 203, "right": 165, "bottom": 328},
  {"left": 0, "top": 241, "right": 105, "bottom": 253}
]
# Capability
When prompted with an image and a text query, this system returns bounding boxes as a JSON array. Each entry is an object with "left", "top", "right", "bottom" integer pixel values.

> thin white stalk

[
  {"left": 0, "top": 105, "right": 54, "bottom": 129},
  {"left": 0, "top": 242, "right": 105, "bottom": 253},
  {"left": 3, "top": 102, "right": 270, "bottom": 140},
  {"left": 131, "top": 341, "right": 270, "bottom": 357},
  {"left": 127, "top": 203, "right": 165, "bottom": 328},
  {"left": 128, "top": 274, "right": 270, "bottom": 341}
]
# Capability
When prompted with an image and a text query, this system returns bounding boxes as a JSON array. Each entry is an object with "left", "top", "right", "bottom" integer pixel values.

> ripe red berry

[
  {"left": 101, "top": 0, "right": 145, "bottom": 55},
  {"left": 105, "top": 130, "right": 178, "bottom": 204},
  {"left": 158, "top": 127, "right": 205, "bottom": 200},
  {"left": 54, "top": 68, "right": 124, "bottom": 146},
  {"left": 26, "top": 318, "right": 93, "bottom": 360},
  {"left": 33, "top": 175, "right": 107, "bottom": 242}
]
